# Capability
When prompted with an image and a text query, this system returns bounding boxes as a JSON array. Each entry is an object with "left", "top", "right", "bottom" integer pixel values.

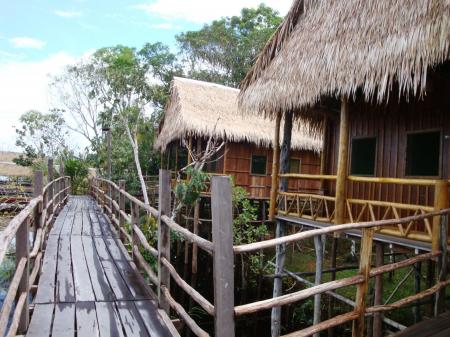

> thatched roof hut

[
  {"left": 155, "top": 77, "right": 322, "bottom": 152},
  {"left": 239, "top": 0, "right": 450, "bottom": 119}
]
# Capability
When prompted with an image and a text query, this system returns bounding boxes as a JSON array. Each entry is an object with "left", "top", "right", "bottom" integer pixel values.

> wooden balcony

[{"left": 276, "top": 174, "right": 449, "bottom": 244}]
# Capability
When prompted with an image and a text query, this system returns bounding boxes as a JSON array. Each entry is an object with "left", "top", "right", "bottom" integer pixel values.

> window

[
  {"left": 251, "top": 155, "right": 267, "bottom": 175},
  {"left": 350, "top": 137, "right": 376, "bottom": 176},
  {"left": 406, "top": 131, "right": 440, "bottom": 176},
  {"left": 289, "top": 159, "right": 301, "bottom": 174}
]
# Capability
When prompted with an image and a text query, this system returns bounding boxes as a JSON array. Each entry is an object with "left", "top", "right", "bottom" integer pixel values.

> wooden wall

[
  {"left": 224, "top": 142, "right": 321, "bottom": 199},
  {"left": 324, "top": 62, "right": 450, "bottom": 208}
]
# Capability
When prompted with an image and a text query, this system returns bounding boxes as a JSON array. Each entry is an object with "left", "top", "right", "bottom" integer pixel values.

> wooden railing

[
  {"left": 92, "top": 171, "right": 449, "bottom": 337},
  {"left": 277, "top": 174, "right": 447, "bottom": 242},
  {"left": 0, "top": 161, "right": 70, "bottom": 337}
]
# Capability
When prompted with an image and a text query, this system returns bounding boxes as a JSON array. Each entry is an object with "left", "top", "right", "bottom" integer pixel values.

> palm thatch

[
  {"left": 155, "top": 77, "right": 322, "bottom": 152},
  {"left": 239, "top": 0, "right": 450, "bottom": 118}
]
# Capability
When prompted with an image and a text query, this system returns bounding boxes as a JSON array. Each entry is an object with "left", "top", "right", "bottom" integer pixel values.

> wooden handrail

[
  {"left": 279, "top": 173, "right": 337, "bottom": 180},
  {"left": 234, "top": 209, "right": 450, "bottom": 253},
  {"left": 348, "top": 176, "right": 437, "bottom": 186}
]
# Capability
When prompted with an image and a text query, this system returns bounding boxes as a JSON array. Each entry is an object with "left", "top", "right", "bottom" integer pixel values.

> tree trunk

[
  {"left": 271, "top": 110, "right": 293, "bottom": 337},
  {"left": 313, "top": 235, "right": 325, "bottom": 337}
]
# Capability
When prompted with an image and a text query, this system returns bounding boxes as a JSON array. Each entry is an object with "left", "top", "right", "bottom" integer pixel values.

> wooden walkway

[
  {"left": 28, "top": 196, "right": 178, "bottom": 337},
  {"left": 390, "top": 311, "right": 450, "bottom": 337}
]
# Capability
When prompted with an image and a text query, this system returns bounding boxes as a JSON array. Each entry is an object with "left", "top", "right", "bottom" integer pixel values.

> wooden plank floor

[
  {"left": 390, "top": 311, "right": 450, "bottom": 337},
  {"left": 29, "top": 196, "right": 178, "bottom": 337}
]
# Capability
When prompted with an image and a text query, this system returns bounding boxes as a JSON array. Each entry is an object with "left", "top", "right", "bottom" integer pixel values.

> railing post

[
  {"left": 211, "top": 176, "right": 235, "bottom": 337},
  {"left": 432, "top": 180, "right": 448, "bottom": 253},
  {"left": 59, "top": 162, "right": 65, "bottom": 207},
  {"left": 158, "top": 169, "right": 171, "bottom": 313},
  {"left": 47, "top": 159, "right": 54, "bottom": 218},
  {"left": 16, "top": 217, "right": 30, "bottom": 334},
  {"left": 34, "top": 171, "right": 44, "bottom": 230},
  {"left": 119, "top": 180, "right": 126, "bottom": 242},
  {"left": 131, "top": 202, "right": 139, "bottom": 251},
  {"left": 352, "top": 227, "right": 374, "bottom": 337},
  {"left": 434, "top": 213, "right": 448, "bottom": 316}
]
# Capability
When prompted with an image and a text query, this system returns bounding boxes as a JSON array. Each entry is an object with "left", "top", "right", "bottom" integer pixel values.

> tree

[
  {"left": 14, "top": 110, "right": 68, "bottom": 165},
  {"left": 90, "top": 43, "right": 181, "bottom": 205},
  {"left": 177, "top": 4, "right": 282, "bottom": 87},
  {"left": 51, "top": 61, "right": 103, "bottom": 154}
]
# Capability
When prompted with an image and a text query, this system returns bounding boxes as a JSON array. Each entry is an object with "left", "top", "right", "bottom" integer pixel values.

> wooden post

[
  {"left": 192, "top": 200, "right": 200, "bottom": 274},
  {"left": 434, "top": 213, "right": 448, "bottom": 316},
  {"left": 16, "top": 217, "right": 30, "bottom": 333},
  {"left": 335, "top": 98, "right": 349, "bottom": 225},
  {"left": 272, "top": 110, "right": 293, "bottom": 337},
  {"left": 119, "top": 180, "right": 126, "bottom": 243},
  {"left": 432, "top": 180, "right": 448, "bottom": 253},
  {"left": 158, "top": 170, "right": 171, "bottom": 313},
  {"left": 319, "top": 117, "right": 328, "bottom": 191},
  {"left": 327, "top": 237, "right": 338, "bottom": 337},
  {"left": 413, "top": 249, "right": 422, "bottom": 323},
  {"left": 223, "top": 142, "right": 228, "bottom": 174},
  {"left": 373, "top": 242, "right": 384, "bottom": 337},
  {"left": 47, "top": 159, "right": 54, "bottom": 220},
  {"left": 131, "top": 202, "right": 139, "bottom": 257},
  {"left": 313, "top": 235, "right": 324, "bottom": 337},
  {"left": 269, "top": 112, "right": 282, "bottom": 220},
  {"left": 352, "top": 228, "right": 374, "bottom": 337},
  {"left": 33, "top": 171, "right": 44, "bottom": 233},
  {"left": 211, "top": 176, "right": 235, "bottom": 337}
]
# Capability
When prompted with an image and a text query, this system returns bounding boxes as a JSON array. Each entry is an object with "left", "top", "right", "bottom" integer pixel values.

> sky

[{"left": 0, "top": 0, "right": 292, "bottom": 152}]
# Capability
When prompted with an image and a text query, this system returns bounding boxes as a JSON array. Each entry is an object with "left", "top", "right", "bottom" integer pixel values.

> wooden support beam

[
  {"left": 432, "top": 180, "right": 448, "bottom": 253},
  {"left": 211, "top": 176, "right": 235, "bottom": 337},
  {"left": 269, "top": 112, "right": 282, "bottom": 220},
  {"left": 223, "top": 142, "right": 228, "bottom": 174},
  {"left": 434, "top": 213, "right": 448, "bottom": 316},
  {"left": 352, "top": 228, "right": 374, "bottom": 337},
  {"left": 335, "top": 97, "right": 349, "bottom": 225},
  {"left": 313, "top": 235, "right": 324, "bottom": 337},
  {"left": 413, "top": 249, "right": 422, "bottom": 323},
  {"left": 192, "top": 200, "right": 200, "bottom": 274},
  {"left": 373, "top": 242, "right": 384, "bottom": 337},
  {"left": 16, "top": 218, "right": 30, "bottom": 334},
  {"left": 327, "top": 237, "right": 338, "bottom": 337},
  {"left": 319, "top": 117, "right": 328, "bottom": 192},
  {"left": 33, "top": 171, "right": 43, "bottom": 230},
  {"left": 119, "top": 180, "right": 126, "bottom": 243},
  {"left": 47, "top": 159, "right": 54, "bottom": 218},
  {"left": 158, "top": 170, "right": 171, "bottom": 313}
]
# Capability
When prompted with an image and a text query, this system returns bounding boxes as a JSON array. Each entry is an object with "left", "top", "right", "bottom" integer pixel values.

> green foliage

[
  {"left": 177, "top": 4, "right": 282, "bottom": 87},
  {"left": 14, "top": 110, "right": 68, "bottom": 165},
  {"left": 174, "top": 167, "right": 210, "bottom": 208},
  {"left": 64, "top": 156, "right": 89, "bottom": 195}
]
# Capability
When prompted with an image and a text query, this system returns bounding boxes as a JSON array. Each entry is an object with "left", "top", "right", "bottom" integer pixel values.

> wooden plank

[
  {"left": 115, "top": 260, "right": 150, "bottom": 300},
  {"left": 26, "top": 303, "right": 54, "bottom": 337},
  {"left": 98, "top": 212, "right": 114, "bottom": 237},
  {"left": 95, "top": 302, "right": 125, "bottom": 337},
  {"left": 52, "top": 303, "right": 75, "bottom": 337},
  {"left": 81, "top": 210, "right": 92, "bottom": 236},
  {"left": 71, "top": 211, "right": 83, "bottom": 236},
  {"left": 71, "top": 236, "right": 95, "bottom": 301},
  {"left": 89, "top": 211, "right": 103, "bottom": 236},
  {"left": 99, "top": 260, "right": 133, "bottom": 300},
  {"left": 76, "top": 302, "right": 99, "bottom": 336},
  {"left": 50, "top": 209, "right": 68, "bottom": 236},
  {"left": 81, "top": 236, "right": 115, "bottom": 301},
  {"left": 60, "top": 212, "right": 74, "bottom": 236},
  {"left": 35, "top": 235, "right": 58, "bottom": 303},
  {"left": 135, "top": 300, "right": 174, "bottom": 337},
  {"left": 56, "top": 236, "right": 75, "bottom": 302},
  {"left": 116, "top": 301, "right": 150, "bottom": 337},
  {"left": 104, "top": 237, "right": 131, "bottom": 261},
  {"left": 211, "top": 176, "right": 235, "bottom": 337}
]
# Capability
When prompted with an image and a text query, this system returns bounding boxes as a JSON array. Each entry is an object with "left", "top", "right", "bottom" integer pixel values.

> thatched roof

[
  {"left": 0, "top": 151, "right": 32, "bottom": 177},
  {"left": 239, "top": 0, "right": 450, "bottom": 117},
  {"left": 155, "top": 77, "right": 322, "bottom": 152}
]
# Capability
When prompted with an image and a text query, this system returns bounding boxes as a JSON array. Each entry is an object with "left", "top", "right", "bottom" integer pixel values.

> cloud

[
  {"left": 9, "top": 37, "right": 46, "bottom": 49},
  {"left": 151, "top": 23, "right": 182, "bottom": 30},
  {"left": 54, "top": 10, "right": 83, "bottom": 18},
  {"left": 133, "top": 0, "right": 292, "bottom": 23},
  {"left": 0, "top": 52, "right": 77, "bottom": 150}
]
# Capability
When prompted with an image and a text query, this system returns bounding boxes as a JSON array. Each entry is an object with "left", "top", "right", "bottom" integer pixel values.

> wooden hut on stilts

[{"left": 239, "top": 0, "right": 450, "bottom": 336}]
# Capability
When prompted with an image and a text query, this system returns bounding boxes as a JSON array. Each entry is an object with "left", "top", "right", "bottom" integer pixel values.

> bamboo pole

[
  {"left": 269, "top": 112, "right": 282, "bottom": 220},
  {"left": 335, "top": 97, "right": 349, "bottom": 225},
  {"left": 319, "top": 117, "right": 328, "bottom": 191},
  {"left": 432, "top": 180, "right": 448, "bottom": 253},
  {"left": 373, "top": 243, "right": 384, "bottom": 337},
  {"left": 158, "top": 170, "right": 171, "bottom": 313},
  {"left": 313, "top": 235, "right": 324, "bottom": 337},
  {"left": 352, "top": 228, "right": 374, "bottom": 337}
]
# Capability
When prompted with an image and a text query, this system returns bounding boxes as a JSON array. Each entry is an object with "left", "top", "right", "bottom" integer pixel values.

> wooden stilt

[
  {"left": 335, "top": 98, "right": 349, "bottom": 227},
  {"left": 327, "top": 237, "right": 338, "bottom": 337},
  {"left": 269, "top": 112, "right": 282, "bottom": 220},
  {"left": 271, "top": 110, "right": 293, "bottom": 337},
  {"left": 313, "top": 235, "right": 324, "bottom": 337},
  {"left": 373, "top": 242, "right": 384, "bottom": 337},
  {"left": 192, "top": 200, "right": 200, "bottom": 274},
  {"left": 413, "top": 249, "right": 422, "bottom": 323}
]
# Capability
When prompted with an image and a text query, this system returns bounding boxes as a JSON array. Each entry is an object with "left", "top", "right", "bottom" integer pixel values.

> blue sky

[{"left": 0, "top": 0, "right": 291, "bottom": 151}]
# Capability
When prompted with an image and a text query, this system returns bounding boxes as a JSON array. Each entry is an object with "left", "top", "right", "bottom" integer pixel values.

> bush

[{"left": 64, "top": 157, "right": 89, "bottom": 195}]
